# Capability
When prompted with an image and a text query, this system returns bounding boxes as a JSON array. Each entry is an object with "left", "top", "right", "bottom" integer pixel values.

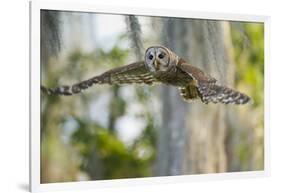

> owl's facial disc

[{"left": 145, "top": 46, "right": 170, "bottom": 72}]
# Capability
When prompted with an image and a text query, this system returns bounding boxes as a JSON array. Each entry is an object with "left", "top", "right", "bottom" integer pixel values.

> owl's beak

[{"left": 154, "top": 59, "right": 160, "bottom": 70}]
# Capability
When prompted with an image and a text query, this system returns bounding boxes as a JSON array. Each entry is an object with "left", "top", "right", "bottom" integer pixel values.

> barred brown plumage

[
  {"left": 41, "top": 45, "right": 251, "bottom": 105},
  {"left": 197, "top": 83, "right": 251, "bottom": 104}
]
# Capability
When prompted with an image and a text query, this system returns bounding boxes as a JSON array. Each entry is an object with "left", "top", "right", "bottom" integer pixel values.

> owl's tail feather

[
  {"left": 198, "top": 83, "right": 251, "bottom": 105},
  {"left": 41, "top": 75, "right": 105, "bottom": 96}
]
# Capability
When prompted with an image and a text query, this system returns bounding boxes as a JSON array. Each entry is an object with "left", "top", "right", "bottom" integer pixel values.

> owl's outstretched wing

[
  {"left": 197, "top": 83, "right": 251, "bottom": 104},
  {"left": 41, "top": 61, "right": 157, "bottom": 96}
]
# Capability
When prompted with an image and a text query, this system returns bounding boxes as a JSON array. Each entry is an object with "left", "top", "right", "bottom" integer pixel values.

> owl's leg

[{"left": 179, "top": 85, "right": 199, "bottom": 101}]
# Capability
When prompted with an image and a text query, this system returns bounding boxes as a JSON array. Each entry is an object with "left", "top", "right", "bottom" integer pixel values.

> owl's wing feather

[
  {"left": 41, "top": 61, "right": 157, "bottom": 96},
  {"left": 197, "top": 83, "right": 251, "bottom": 104},
  {"left": 177, "top": 59, "right": 217, "bottom": 85},
  {"left": 101, "top": 61, "right": 157, "bottom": 85}
]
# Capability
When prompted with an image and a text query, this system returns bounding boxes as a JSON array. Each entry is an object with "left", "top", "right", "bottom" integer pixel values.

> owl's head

[{"left": 144, "top": 46, "right": 178, "bottom": 72}]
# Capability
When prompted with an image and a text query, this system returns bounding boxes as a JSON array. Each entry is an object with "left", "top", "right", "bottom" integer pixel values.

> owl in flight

[{"left": 41, "top": 46, "right": 251, "bottom": 105}]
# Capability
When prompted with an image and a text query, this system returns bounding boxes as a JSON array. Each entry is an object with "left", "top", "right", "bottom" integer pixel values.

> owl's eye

[
  {"left": 158, "top": 53, "right": 165, "bottom": 59},
  {"left": 148, "top": 54, "right": 154, "bottom": 60}
]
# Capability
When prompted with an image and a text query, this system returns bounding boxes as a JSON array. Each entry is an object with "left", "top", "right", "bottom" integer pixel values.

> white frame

[{"left": 30, "top": 0, "right": 271, "bottom": 192}]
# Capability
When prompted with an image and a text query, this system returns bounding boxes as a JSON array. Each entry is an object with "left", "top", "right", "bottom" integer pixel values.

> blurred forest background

[{"left": 40, "top": 10, "right": 264, "bottom": 183}]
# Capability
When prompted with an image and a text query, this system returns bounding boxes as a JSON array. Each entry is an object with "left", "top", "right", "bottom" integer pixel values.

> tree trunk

[
  {"left": 183, "top": 20, "right": 230, "bottom": 174},
  {"left": 157, "top": 18, "right": 188, "bottom": 176},
  {"left": 156, "top": 18, "right": 231, "bottom": 175},
  {"left": 41, "top": 10, "right": 79, "bottom": 183}
]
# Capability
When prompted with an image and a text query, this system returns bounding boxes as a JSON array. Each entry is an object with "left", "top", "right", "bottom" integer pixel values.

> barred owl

[{"left": 41, "top": 46, "right": 251, "bottom": 105}]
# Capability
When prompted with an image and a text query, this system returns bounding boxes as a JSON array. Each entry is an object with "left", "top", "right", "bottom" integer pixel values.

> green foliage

[
  {"left": 231, "top": 23, "right": 264, "bottom": 106},
  {"left": 71, "top": 121, "right": 153, "bottom": 179},
  {"left": 230, "top": 22, "right": 264, "bottom": 171},
  {"left": 97, "top": 46, "right": 130, "bottom": 68}
]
